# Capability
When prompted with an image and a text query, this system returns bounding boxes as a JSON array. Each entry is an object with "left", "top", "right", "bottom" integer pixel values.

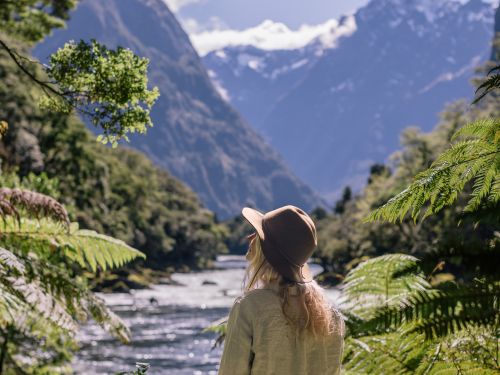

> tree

[{"left": 0, "top": 0, "right": 159, "bottom": 146}]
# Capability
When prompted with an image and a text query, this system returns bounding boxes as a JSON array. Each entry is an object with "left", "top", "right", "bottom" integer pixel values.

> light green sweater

[{"left": 218, "top": 286, "right": 345, "bottom": 375}]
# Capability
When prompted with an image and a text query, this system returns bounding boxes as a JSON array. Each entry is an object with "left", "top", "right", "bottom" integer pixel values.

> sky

[{"left": 163, "top": 0, "right": 370, "bottom": 55}]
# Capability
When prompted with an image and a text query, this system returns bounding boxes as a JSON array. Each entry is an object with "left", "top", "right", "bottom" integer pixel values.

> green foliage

[
  {"left": 341, "top": 254, "right": 430, "bottom": 320},
  {"left": 473, "top": 64, "right": 500, "bottom": 104},
  {"left": 0, "top": 187, "right": 143, "bottom": 372},
  {"left": 341, "top": 255, "right": 500, "bottom": 375},
  {"left": 0, "top": 0, "right": 77, "bottom": 43},
  {"left": 367, "top": 118, "right": 500, "bottom": 223},
  {"left": 1, "top": 5, "right": 159, "bottom": 144},
  {"left": 42, "top": 40, "right": 159, "bottom": 146}
]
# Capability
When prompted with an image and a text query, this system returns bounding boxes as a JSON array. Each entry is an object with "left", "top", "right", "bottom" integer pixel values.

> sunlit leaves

[
  {"left": 42, "top": 40, "right": 160, "bottom": 146},
  {"left": 341, "top": 254, "right": 430, "bottom": 319},
  {"left": 366, "top": 118, "right": 500, "bottom": 223},
  {"left": 0, "top": 217, "right": 145, "bottom": 271}
]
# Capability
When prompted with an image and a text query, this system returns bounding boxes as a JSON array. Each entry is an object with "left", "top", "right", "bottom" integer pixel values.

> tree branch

[{"left": 0, "top": 39, "right": 61, "bottom": 97}]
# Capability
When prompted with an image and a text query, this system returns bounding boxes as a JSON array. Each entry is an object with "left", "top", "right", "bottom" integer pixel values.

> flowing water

[{"left": 73, "top": 256, "right": 340, "bottom": 374}]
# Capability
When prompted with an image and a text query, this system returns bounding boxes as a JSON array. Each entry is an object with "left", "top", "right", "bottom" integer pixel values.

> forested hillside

[{"left": 0, "top": 36, "right": 227, "bottom": 282}]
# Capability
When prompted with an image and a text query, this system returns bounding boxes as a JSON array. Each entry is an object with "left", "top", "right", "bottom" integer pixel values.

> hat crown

[{"left": 263, "top": 205, "right": 317, "bottom": 266}]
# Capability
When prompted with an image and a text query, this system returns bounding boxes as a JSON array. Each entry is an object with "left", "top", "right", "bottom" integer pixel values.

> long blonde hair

[{"left": 244, "top": 236, "right": 340, "bottom": 337}]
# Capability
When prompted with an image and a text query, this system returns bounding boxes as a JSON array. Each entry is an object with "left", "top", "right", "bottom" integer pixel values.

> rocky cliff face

[
  {"left": 35, "top": 0, "right": 324, "bottom": 217},
  {"left": 204, "top": 0, "right": 496, "bottom": 200}
]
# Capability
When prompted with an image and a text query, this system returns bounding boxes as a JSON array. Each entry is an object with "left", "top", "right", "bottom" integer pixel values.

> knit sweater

[{"left": 218, "top": 286, "right": 345, "bottom": 375}]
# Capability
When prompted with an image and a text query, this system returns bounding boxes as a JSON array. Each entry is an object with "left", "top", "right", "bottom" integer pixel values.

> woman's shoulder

[{"left": 233, "top": 288, "right": 279, "bottom": 310}]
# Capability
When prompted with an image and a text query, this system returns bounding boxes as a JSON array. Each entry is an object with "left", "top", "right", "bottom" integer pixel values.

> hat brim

[{"left": 242, "top": 207, "right": 265, "bottom": 240}]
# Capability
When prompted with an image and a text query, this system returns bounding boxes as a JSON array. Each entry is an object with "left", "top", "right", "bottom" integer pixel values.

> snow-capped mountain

[
  {"left": 203, "top": 0, "right": 497, "bottom": 201},
  {"left": 203, "top": 15, "right": 356, "bottom": 131}
]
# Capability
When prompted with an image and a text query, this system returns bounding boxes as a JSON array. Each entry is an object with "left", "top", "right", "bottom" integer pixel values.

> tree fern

[
  {"left": 358, "top": 281, "right": 499, "bottom": 339},
  {"left": 0, "top": 188, "right": 143, "bottom": 371},
  {"left": 0, "top": 247, "right": 132, "bottom": 343},
  {"left": 0, "top": 217, "right": 144, "bottom": 271},
  {"left": 341, "top": 255, "right": 500, "bottom": 374},
  {"left": 366, "top": 118, "right": 500, "bottom": 223},
  {"left": 341, "top": 254, "right": 430, "bottom": 319}
]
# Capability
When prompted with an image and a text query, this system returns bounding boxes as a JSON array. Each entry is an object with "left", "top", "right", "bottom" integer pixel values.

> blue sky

[{"left": 168, "top": 0, "right": 369, "bottom": 30}]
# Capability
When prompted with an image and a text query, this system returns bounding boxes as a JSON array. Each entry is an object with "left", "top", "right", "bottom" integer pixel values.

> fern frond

[
  {"left": 86, "top": 294, "right": 131, "bottom": 343},
  {"left": 341, "top": 254, "right": 430, "bottom": 319},
  {"left": 366, "top": 119, "right": 500, "bottom": 223},
  {"left": 0, "top": 217, "right": 145, "bottom": 271},
  {"left": 359, "top": 281, "right": 500, "bottom": 340},
  {"left": 343, "top": 331, "right": 432, "bottom": 374},
  {"left": 0, "top": 188, "right": 69, "bottom": 229},
  {"left": 0, "top": 247, "right": 132, "bottom": 342},
  {"left": 452, "top": 118, "right": 498, "bottom": 142},
  {"left": 0, "top": 247, "right": 78, "bottom": 333}
]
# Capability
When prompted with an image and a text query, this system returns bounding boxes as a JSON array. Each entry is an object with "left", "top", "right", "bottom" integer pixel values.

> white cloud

[
  {"left": 189, "top": 16, "right": 357, "bottom": 56},
  {"left": 162, "top": 0, "right": 200, "bottom": 12}
]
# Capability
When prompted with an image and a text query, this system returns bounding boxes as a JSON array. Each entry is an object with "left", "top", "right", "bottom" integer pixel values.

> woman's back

[{"left": 219, "top": 287, "right": 344, "bottom": 375}]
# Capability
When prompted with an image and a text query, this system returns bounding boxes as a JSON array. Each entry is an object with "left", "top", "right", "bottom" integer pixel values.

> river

[{"left": 73, "top": 256, "right": 340, "bottom": 374}]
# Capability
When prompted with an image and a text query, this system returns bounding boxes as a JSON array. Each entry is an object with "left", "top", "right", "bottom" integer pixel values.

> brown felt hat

[{"left": 242, "top": 205, "right": 317, "bottom": 283}]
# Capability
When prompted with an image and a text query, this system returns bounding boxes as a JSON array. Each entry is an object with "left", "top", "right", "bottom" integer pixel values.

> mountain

[
  {"left": 34, "top": 0, "right": 324, "bottom": 218},
  {"left": 203, "top": 0, "right": 497, "bottom": 200},
  {"left": 203, "top": 15, "right": 357, "bottom": 133}
]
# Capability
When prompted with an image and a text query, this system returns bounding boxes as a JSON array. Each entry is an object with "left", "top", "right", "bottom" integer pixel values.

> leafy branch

[
  {"left": 0, "top": 38, "right": 159, "bottom": 146},
  {"left": 366, "top": 118, "right": 500, "bottom": 223}
]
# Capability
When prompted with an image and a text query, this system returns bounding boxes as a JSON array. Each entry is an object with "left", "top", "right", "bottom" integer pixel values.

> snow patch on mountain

[
  {"left": 189, "top": 16, "right": 357, "bottom": 56},
  {"left": 207, "top": 69, "right": 231, "bottom": 101}
]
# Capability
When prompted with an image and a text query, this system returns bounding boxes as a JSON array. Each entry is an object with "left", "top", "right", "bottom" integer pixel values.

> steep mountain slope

[
  {"left": 35, "top": 0, "right": 323, "bottom": 217},
  {"left": 204, "top": 0, "right": 496, "bottom": 200}
]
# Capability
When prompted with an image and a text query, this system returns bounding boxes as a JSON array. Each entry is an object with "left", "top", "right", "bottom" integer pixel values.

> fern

[
  {"left": 341, "top": 255, "right": 500, "bottom": 374},
  {"left": 0, "top": 188, "right": 143, "bottom": 371},
  {"left": 473, "top": 64, "right": 500, "bottom": 104},
  {"left": 341, "top": 254, "right": 430, "bottom": 319},
  {"left": 0, "top": 217, "right": 145, "bottom": 271},
  {"left": 366, "top": 118, "right": 500, "bottom": 223},
  {"left": 343, "top": 331, "right": 433, "bottom": 374},
  {"left": 0, "top": 247, "right": 132, "bottom": 342},
  {"left": 0, "top": 187, "right": 69, "bottom": 228},
  {"left": 358, "top": 281, "right": 499, "bottom": 339}
]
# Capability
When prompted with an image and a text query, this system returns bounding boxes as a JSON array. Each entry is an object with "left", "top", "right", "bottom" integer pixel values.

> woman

[{"left": 218, "top": 205, "right": 345, "bottom": 375}]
